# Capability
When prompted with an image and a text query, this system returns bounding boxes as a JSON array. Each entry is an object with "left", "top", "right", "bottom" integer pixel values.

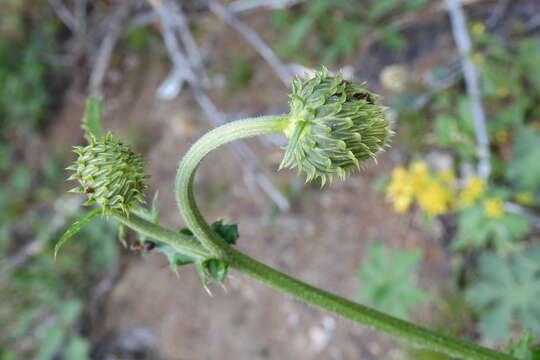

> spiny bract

[
  {"left": 67, "top": 132, "right": 149, "bottom": 215},
  {"left": 281, "top": 68, "right": 391, "bottom": 185}
]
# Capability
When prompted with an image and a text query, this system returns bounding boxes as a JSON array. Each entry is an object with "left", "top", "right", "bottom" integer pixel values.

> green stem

[
  {"left": 230, "top": 248, "right": 513, "bottom": 360},
  {"left": 115, "top": 212, "right": 210, "bottom": 259},
  {"left": 170, "top": 116, "right": 515, "bottom": 360},
  {"left": 174, "top": 115, "right": 288, "bottom": 259}
]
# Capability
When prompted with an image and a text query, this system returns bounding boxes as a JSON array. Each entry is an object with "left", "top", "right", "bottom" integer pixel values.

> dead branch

[
  {"left": 205, "top": 0, "right": 293, "bottom": 87},
  {"left": 149, "top": 0, "right": 290, "bottom": 210},
  {"left": 88, "top": 1, "right": 134, "bottom": 99},
  {"left": 48, "top": 0, "right": 80, "bottom": 32},
  {"left": 447, "top": 0, "right": 491, "bottom": 179},
  {"left": 227, "top": 0, "right": 305, "bottom": 13}
]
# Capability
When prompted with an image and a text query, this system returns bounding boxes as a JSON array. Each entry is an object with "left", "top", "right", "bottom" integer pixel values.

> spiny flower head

[
  {"left": 67, "top": 132, "right": 150, "bottom": 216},
  {"left": 280, "top": 68, "right": 391, "bottom": 185}
]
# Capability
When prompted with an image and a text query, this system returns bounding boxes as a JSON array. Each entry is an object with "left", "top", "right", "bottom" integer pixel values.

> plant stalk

[
  {"left": 168, "top": 116, "right": 516, "bottom": 360},
  {"left": 174, "top": 115, "right": 288, "bottom": 259},
  {"left": 230, "top": 247, "right": 514, "bottom": 360}
]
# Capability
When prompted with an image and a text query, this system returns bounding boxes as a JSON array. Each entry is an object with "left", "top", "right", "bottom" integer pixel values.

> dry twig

[
  {"left": 88, "top": 1, "right": 133, "bottom": 99},
  {"left": 149, "top": 0, "right": 290, "bottom": 210},
  {"left": 205, "top": 0, "right": 293, "bottom": 87},
  {"left": 447, "top": 0, "right": 491, "bottom": 179},
  {"left": 227, "top": 0, "right": 304, "bottom": 13},
  {"left": 48, "top": 0, "right": 80, "bottom": 32}
]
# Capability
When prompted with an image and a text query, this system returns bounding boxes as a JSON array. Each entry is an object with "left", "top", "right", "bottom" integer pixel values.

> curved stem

[
  {"left": 171, "top": 116, "right": 515, "bottom": 360},
  {"left": 230, "top": 248, "right": 514, "bottom": 360},
  {"left": 175, "top": 115, "right": 288, "bottom": 259}
]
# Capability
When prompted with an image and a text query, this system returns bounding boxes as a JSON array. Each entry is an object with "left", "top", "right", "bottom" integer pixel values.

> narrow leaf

[
  {"left": 82, "top": 98, "right": 103, "bottom": 141},
  {"left": 54, "top": 208, "right": 102, "bottom": 258}
]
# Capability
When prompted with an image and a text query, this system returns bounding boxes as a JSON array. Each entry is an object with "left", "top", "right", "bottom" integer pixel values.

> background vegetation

[{"left": 1, "top": 0, "right": 540, "bottom": 359}]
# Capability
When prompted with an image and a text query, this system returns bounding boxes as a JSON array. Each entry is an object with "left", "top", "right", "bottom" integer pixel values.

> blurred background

[{"left": 2, "top": 0, "right": 540, "bottom": 359}]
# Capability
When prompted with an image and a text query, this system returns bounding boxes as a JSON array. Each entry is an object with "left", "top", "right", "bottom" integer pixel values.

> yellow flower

[
  {"left": 472, "top": 22, "right": 485, "bottom": 36},
  {"left": 495, "top": 130, "right": 508, "bottom": 144},
  {"left": 515, "top": 192, "right": 534, "bottom": 206},
  {"left": 484, "top": 198, "right": 504, "bottom": 219},
  {"left": 393, "top": 195, "right": 413, "bottom": 214},
  {"left": 417, "top": 179, "right": 454, "bottom": 216},
  {"left": 410, "top": 161, "right": 429, "bottom": 195},
  {"left": 438, "top": 169, "right": 456, "bottom": 184},
  {"left": 386, "top": 166, "right": 414, "bottom": 213},
  {"left": 460, "top": 176, "right": 486, "bottom": 205}
]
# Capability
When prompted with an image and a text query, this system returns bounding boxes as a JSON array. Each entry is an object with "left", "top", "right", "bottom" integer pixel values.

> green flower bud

[
  {"left": 281, "top": 68, "right": 392, "bottom": 185},
  {"left": 67, "top": 132, "right": 150, "bottom": 215}
]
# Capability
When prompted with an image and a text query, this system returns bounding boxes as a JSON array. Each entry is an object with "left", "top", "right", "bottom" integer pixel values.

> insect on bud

[
  {"left": 280, "top": 68, "right": 392, "bottom": 185},
  {"left": 67, "top": 132, "right": 150, "bottom": 216}
]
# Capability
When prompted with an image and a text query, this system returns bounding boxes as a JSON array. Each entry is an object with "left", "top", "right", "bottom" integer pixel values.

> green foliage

[
  {"left": 228, "top": 55, "right": 254, "bottom": 88},
  {"left": 453, "top": 202, "right": 531, "bottom": 253},
  {"left": 507, "top": 331, "right": 540, "bottom": 360},
  {"left": 433, "top": 97, "right": 476, "bottom": 160},
  {"left": 164, "top": 220, "right": 239, "bottom": 286},
  {"left": 0, "top": 15, "right": 117, "bottom": 358},
  {"left": 465, "top": 248, "right": 540, "bottom": 341},
  {"left": 1, "top": 210, "right": 117, "bottom": 358},
  {"left": 0, "top": 19, "right": 54, "bottom": 138},
  {"left": 506, "top": 129, "right": 540, "bottom": 192},
  {"left": 357, "top": 243, "right": 426, "bottom": 319},
  {"left": 126, "top": 27, "right": 155, "bottom": 51},
  {"left": 271, "top": 0, "right": 432, "bottom": 64}
]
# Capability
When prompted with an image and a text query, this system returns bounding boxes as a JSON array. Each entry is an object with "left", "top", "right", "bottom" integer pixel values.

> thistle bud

[
  {"left": 67, "top": 132, "right": 150, "bottom": 216},
  {"left": 281, "top": 68, "right": 391, "bottom": 185}
]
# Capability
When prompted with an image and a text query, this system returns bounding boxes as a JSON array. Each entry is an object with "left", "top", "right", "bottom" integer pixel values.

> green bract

[
  {"left": 281, "top": 68, "right": 391, "bottom": 185},
  {"left": 67, "top": 132, "right": 149, "bottom": 215}
]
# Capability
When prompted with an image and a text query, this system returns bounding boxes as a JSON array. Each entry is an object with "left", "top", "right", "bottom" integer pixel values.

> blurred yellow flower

[
  {"left": 472, "top": 22, "right": 485, "bottom": 36},
  {"left": 417, "top": 179, "right": 454, "bottom": 216},
  {"left": 516, "top": 192, "right": 534, "bottom": 206},
  {"left": 460, "top": 176, "right": 486, "bottom": 205},
  {"left": 438, "top": 169, "right": 456, "bottom": 184},
  {"left": 484, "top": 198, "right": 504, "bottom": 219},
  {"left": 410, "top": 161, "right": 429, "bottom": 194},
  {"left": 495, "top": 130, "right": 508, "bottom": 144},
  {"left": 387, "top": 166, "right": 414, "bottom": 213},
  {"left": 393, "top": 195, "right": 413, "bottom": 213}
]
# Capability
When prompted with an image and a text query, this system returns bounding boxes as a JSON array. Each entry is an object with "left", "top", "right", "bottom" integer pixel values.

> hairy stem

[
  {"left": 175, "top": 115, "right": 288, "bottom": 259},
  {"left": 230, "top": 248, "right": 514, "bottom": 360},
  {"left": 170, "top": 117, "right": 515, "bottom": 360},
  {"left": 115, "top": 212, "right": 210, "bottom": 259}
]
